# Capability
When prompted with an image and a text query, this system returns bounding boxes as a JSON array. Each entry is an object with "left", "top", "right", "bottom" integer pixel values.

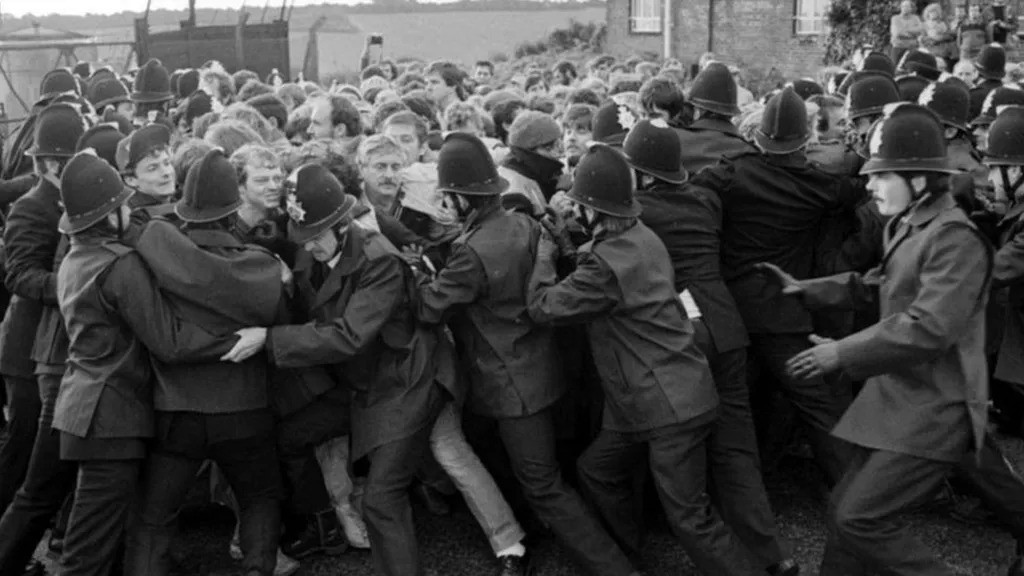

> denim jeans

[{"left": 430, "top": 401, "right": 525, "bottom": 554}]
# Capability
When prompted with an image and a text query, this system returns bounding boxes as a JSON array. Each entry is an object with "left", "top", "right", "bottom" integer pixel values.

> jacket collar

[
  {"left": 882, "top": 192, "right": 957, "bottom": 266},
  {"left": 690, "top": 117, "right": 740, "bottom": 136},
  {"left": 312, "top": 228, "right": 366, "bottom": 310},
  {"left": 463, "top": 202, "right": 502, "bottom": 232},
  {"left": 763, "top": 150, "right": 810, "bottom": 168},
  {"left": 184, "top": 227, "right": 244, "bottom": 249}
]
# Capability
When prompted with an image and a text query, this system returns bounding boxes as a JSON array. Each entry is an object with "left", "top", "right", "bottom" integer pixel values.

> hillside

[{"left": 36, "top": 5, "right": 604, "bottom": 77}]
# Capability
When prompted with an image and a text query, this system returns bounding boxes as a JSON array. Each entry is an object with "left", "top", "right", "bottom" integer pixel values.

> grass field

[{"left": 85, "top": 7, "right": 605, "bottom": 77}]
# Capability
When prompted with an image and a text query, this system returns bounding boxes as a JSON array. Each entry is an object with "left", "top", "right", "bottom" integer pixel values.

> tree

[{"left": 824, "top": 0, "right": 894, "bottom": 64}]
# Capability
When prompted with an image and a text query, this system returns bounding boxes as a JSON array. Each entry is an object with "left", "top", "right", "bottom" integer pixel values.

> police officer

[
  {"left": 125, "top": 149, "right": 286, "bottom": 576},
  {"left": 693, "top": 86, "right": 854, "bottom": 487},
  {"left": 970, "top": 43, "right": 1008, "bottom": 119},
  {"left": 918, "top": 78, "right": 988, "bottom": 208},
  {"left": 676, "top": 62, "right": 756, "bottom": 174},
  {"left": 529, "top": 143, "right": 756, "bottom": 576},
  {"left": 968, "top": 85, "right": 1024, "bottom": 153},
  {"left": 54, "top": 151, "right": 240, "bottom": 576},
  {"left": 413, "top": 133, "right": 633, "bottom": 576},
  {"left": 0, "top": 103, "right": 85, "bottom": 575},
  {"left": 628, "top": 118, "right": 798, "bottom": 576},
  {"left": 770, "top": 103, "right": 992, "bottom": 576},
  {"left": 130, "top": 58, "right": 175, "bottom": 127},
  {"left": 223, "top": 164, "right": 457, "bottom": 576}
]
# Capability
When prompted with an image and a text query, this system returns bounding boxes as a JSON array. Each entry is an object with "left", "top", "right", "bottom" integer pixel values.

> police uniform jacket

[
  {"left": 800, "top": 193, "right": 991, "bottom": 462},
  {"left": 675, "top": 117, "right": 757, "bottom": 175},
  {"left": 699, "top": 151, "right": 849, "bottom": 334},
  {"left": 267, "top": 227, "right": 456, "bottom": 460},
  {"left": 414, "top": 205, "right": 565, "bottom": 418},
  {"left": 637, "top": 181, "right": 749, "bottom": 354},
  {"left": 970, "top": 78, "right": 1005, "bottom": 120},
  {"left": 993, "top": 200, "right": 1024, "bottom": 385},
  {"left": 233, "top": 216, "right": 340, "bottom": 419},
  {"left": 527, "top": 221, "right": 718, "bottom": 433},
  {"left": 134, "top": 220, "right": 283, "bottom": 414},
  {"left": 54, "top": 234, "right": 236, "bottom": 440}
]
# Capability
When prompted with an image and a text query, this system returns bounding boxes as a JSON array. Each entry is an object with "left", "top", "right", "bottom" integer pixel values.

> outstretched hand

[
  {"left": 754, "top": 262, "right": 804, "bottom": 296},
  {"left": 221, "top": 327, "right": 268, "bottom": 363},
  {"left": 785, "top": 334, "right": 839, "bottom": 380}
]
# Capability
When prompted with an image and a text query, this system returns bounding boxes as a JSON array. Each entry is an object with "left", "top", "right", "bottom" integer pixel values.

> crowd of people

[{"left": 0, "top": 5, "right": 1021, "bottom": 575}]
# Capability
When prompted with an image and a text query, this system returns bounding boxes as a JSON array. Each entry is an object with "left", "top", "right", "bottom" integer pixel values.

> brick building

[{"left": 604, "top": 0, "right": 830, "bottom": 79}]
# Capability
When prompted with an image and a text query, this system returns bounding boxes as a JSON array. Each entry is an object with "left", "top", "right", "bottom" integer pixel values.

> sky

[{"left": 1, "top": 0, "right": 379, "bottom": 17}]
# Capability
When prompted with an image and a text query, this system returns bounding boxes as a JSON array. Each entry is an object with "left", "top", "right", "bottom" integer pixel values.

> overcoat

[
  {"left": 54, "top": 237, "right": 234, "bottom": 438},
  {"left": 675, "top": 118, "right": 756, "bottom": 175},
  {"left": 267, "top": 228, "right": 455, "bottom": 460},
  {"left": 993, "top": 201, "right": 1024, "bottom": 385},
  {"left": 527, "top": 221, "right": 718, "bottom": 433},
  {"left": 801, "top": 193, "right": 992, "bottom": 463},
  {"left": 636, "top": 182, "right": 749, "bottom": 355},
  {"left": 414, "top": 206, "right": 565, "bottom": 418}
]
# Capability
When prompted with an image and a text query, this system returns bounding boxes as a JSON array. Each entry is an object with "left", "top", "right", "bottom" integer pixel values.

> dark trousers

[
  {"left": 748, "top": 333, "right": 851, "bottom": 486},
  {"left": 277, "top": 387, "right": 350, "bottom": 515},
  {"left": 694, "top": 322, "right": 786, "bottom": 568},
  {"left": 60, "top": 459, "right": 141, "bottom": 576},
  {"left": 0, "top": 375, "right": 41, "bottom": 514},
  {"left": 578, "top": 418, "right": 759, "bottom": 576},
  {"left": 497, "top": 409, "right": 635, "bottom": 576},
  {"left": 821, "top": 446, "right": 956, "bottom": 576},
  {"left": 0, "top": 373, "right": 78, "bottom": 574},
  {"left": 362, "top": 425, "right": 435, "bottom": 576},
  {"left": 957, "top": 435, "right": 1024, "bottom": 543},
  {"left": 125, "top": 411, "right": 282, "bottom": 576}
]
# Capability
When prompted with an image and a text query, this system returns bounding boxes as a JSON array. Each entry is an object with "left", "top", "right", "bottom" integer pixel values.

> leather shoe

[
  {"left": 497, "top": 552, "right": 533, "bottom": 576},
  {"left": 412, "top": 483, "right": 451, "bottom": 516},
  {"left": 281, "top": 508, "right": 349, "bottom": 559},
  {"left": 767, "top": 558, "right": 800, "bottom": 576}
]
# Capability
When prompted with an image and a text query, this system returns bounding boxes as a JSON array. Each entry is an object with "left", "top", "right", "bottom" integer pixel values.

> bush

[{"left": 824, "top": 0, "right": 893, "bottom": 65}]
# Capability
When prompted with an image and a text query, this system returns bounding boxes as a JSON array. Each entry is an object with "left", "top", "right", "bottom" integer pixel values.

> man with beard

[
  {"left": 115, "top": 124, "right": 178, "bottom": 227},
  {"left": 222, "top": 163, "right": 457, "bottom": 576}
]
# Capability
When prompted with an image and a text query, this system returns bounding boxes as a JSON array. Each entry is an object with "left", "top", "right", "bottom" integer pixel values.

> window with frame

[
  {"left": 629, "top": 0, "right": 662, "bottom": 34},
  {"left": 794, "top": 0, "right": 830, "bottom": 36}
]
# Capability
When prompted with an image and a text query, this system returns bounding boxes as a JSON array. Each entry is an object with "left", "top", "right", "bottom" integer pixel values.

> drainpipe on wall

[
  {"left": 707, "top": 0, "right": 715, "bottom": 53},
  {"left": 663, "top": 0, "right": 672, "bottom": 58}
]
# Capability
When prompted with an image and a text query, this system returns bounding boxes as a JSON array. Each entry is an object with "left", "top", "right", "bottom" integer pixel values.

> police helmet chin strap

[{"left": 1000, "top": 166, "right": 1024, "bottom": 199}]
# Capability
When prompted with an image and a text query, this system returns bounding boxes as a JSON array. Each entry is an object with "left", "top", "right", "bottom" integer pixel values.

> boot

[
  {"left": 281, "top": 508, "right": 348, "bottom": 559},
  {"left": 337, "top": 502, "right": 370, "bottom": 549}
]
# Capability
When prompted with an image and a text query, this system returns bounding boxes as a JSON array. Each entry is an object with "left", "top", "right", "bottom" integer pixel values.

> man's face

[
  {"left": 114, "top": 101, "right": 133, "bottom": 117},
  {"left": 127, "top": 149, "right": 175, "bottom": 200},
  {"left": 303, "top": 227, "right": 341, "bottom": 262},
  {"left": 867, "top": 172, "right": 914, "bottom": 216},
  {"left": 474, "top": 66, "right": 493, "bottom": 85},
  {"left": 240, "top": 163, "right": 284, "bottom": 213},
  {"left": 307, "top": 98, "right": 336, "bottom": 140},
  {"left": 969, "top": 5, "right": 982, "bottom": 19},
  {"left": 562, "top": 122, "right": 592, "bottom": 159},
  {"left": 360, "top": 151, "right": 405, "bottom": 211},
  {"left": 956, "top": 63, "right": 978, "bottom": 84},
  {"left": 426, "top": 73, "right": 453, "bottom": 105},
  {"left": 382, "top": 123, "right": 422, "bottom": 165}
]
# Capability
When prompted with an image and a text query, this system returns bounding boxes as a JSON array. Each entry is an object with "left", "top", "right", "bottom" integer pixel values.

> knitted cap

[{"left": 507, "top": 111, "right": 561, "bottom": 149}]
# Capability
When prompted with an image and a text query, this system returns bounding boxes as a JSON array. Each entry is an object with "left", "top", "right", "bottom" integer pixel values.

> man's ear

[{"left": 910, "top": 174, "right": 928, "bottom": 193}]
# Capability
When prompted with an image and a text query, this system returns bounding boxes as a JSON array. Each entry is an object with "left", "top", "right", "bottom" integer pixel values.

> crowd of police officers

[{"left": 0, "top": 37, "right": 1018, "bottom": 576}]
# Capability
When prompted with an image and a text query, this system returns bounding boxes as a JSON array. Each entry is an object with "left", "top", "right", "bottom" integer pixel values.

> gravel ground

[{"left": 35, "top": 437, "right": 1022, "bottom": 576}]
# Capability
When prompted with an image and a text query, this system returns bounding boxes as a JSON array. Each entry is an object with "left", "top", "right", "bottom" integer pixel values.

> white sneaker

[
  {"left": 275, "top": 549, "right": 300, "bottom": 576},
  {"left": 337, "top": 503, "right": 371, "bottom": 549}
]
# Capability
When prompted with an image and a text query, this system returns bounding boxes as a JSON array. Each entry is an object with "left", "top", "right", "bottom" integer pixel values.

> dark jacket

[
  {"left": 528, "top": 221, "right": 718, "bottom": 433},
  {"left": 233, "top": 217, "right": 340, "bottom": 419},
  {"left": 128, "top": 192, "right": 177, "bottom": 230},
  {"left": 134, "top": 220, "right": 283, "bottom": 413},
  {"left": 637, "top": 181, "right": 749, "bottom": 354},
  {"left": 414, "top": 206, "right": 565, "bottom": 418},
  {"left": 54, "top": 235, "right": 234, "bottom": 439},
  {"left": 267, "top": 228, "right": 455, "bottom": 459},
  {"left": 801, "top": 193, "right": 991, "bottom": 462},
  {"left": 2, "top": 177, "right": 66, "bottom": 374},
  {"left": 675, "top": 117, "right": 757, "bottom": 175},
  {"left": 970, "top": 78, "right": 1004, "bottom": 120},
  {"left": 699, "top": 151, "right": 849, "bottom": 334},
  {"left": 993, "top": 201, "right": 1024, "bottom": 385}
]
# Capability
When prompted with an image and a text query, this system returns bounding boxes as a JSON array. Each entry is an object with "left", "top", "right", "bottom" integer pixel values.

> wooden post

[{"left": 235, "top": 11, "right": 250, "bottom": 70}]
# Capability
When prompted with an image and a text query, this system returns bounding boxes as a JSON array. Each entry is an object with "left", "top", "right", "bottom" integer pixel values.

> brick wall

[{"left": 606, "top": 0, "right": 827, "bottom": 82}]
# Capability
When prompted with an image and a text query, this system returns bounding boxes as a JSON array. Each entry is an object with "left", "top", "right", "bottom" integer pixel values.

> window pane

[{"left": 630, "top": 0, "right": 662, "bottom": 33}]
